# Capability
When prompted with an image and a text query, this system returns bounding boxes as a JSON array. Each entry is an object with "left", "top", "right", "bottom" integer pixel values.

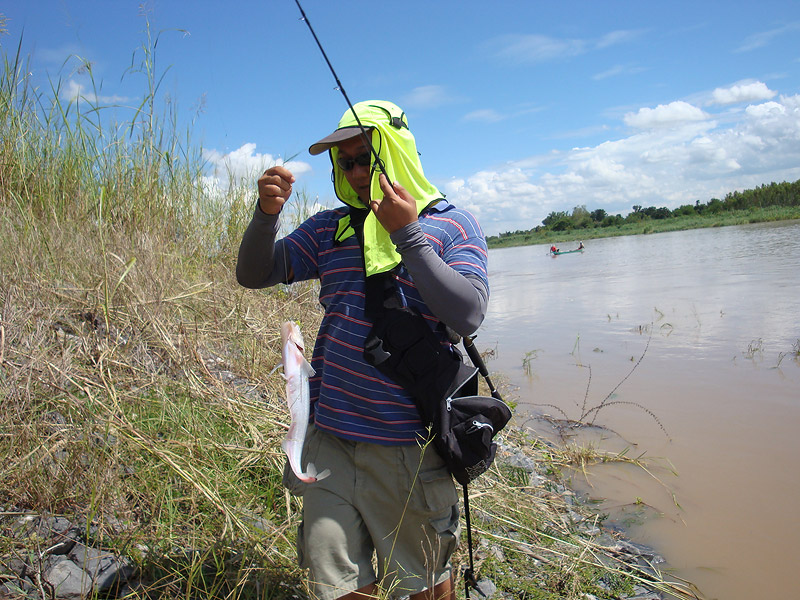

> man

[{"left": 237, "top": 101, "right": 489, "bottom": 600}]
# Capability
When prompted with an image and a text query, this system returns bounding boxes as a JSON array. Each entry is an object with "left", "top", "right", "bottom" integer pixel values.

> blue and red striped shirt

[{"left": 284, "top": 201, "right": 489, "bottom": 445}]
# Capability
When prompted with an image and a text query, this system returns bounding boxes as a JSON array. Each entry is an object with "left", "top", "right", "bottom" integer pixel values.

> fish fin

[
  {"left": 301, "top": 358, "right": 316, "bottom": 377},
  {"left": 301, "top": 463, "right": 331, "bottom": 483}
]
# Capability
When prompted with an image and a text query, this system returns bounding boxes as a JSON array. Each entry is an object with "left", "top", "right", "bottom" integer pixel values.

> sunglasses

[{"left": 336, "top": 151, "right": 372, "bottom": 172}]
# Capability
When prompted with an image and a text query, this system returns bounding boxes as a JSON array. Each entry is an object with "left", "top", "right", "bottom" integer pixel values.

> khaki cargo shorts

[{"left": 283, "top": 424, "right": 460, "bottom": 600}]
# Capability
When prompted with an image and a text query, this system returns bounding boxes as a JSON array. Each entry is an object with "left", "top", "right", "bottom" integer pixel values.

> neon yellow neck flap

[{"left": 329, "top": 100, "right": 443, "bottom": 277}]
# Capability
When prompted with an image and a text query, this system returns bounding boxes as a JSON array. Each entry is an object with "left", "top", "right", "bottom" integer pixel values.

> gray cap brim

[{"left": 308, "top": 126, "right": 372, "bottom": 156}]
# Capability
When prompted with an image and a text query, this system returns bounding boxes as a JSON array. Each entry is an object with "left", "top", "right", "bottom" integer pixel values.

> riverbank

[
  {"left": 487, "top": 207, "right": 800, "bottom": 249},
  {"left": 0, "top": 199, "right": 700, "bottom": 598}
]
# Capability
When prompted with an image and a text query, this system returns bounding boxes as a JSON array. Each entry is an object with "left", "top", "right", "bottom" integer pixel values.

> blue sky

[{"left": 3, "top": 1, "right": 800, "bottom": 235}]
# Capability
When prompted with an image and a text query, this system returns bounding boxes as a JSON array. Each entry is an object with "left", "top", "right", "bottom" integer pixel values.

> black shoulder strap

[{"left": 348, "top": 208, "right": 397, "bottom": 318}]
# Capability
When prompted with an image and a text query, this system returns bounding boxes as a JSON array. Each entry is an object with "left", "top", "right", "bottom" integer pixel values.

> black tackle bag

[
  {"left": 362, "top": 287, "right": 512, "bottom": 485},
  {"left": 434, "top": 361, "right": 512, "bottom": 485}
]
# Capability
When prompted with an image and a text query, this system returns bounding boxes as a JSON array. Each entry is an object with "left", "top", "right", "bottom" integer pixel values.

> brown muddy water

[{"left": 480, "top": 220, "right": 800, "bottom": 600}]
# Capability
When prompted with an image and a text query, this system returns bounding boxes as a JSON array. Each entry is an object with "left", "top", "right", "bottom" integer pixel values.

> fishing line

[{"left": 293, "top": 0, "right": 390, "bottom": 182}]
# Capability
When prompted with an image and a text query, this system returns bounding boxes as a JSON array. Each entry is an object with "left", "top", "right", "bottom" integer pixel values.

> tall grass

[
  {"left": 0, "top": 28, "right": 701, "bottom": 600},
  {"left": 1, "top": 28, "right": 321, "bottom": 598}
]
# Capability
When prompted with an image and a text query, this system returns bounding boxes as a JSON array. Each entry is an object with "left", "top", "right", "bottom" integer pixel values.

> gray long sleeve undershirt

[
  {"left": 236, "top": 205, "right": 488, "bottom": 336},
  {"left": 236, "top": 206, "right": 291, "bottom": 288},
  {"left": 389, "top": 220, "right": 488, "bottom": 336}
]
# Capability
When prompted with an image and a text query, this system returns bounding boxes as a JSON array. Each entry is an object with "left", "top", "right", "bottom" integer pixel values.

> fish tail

[{"left": 303, "top": 462, "right": 331, "bottom": 482}]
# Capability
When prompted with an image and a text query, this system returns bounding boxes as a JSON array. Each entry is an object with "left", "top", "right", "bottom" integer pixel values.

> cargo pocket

[
  {"left": 418, "top": 467, "right": 458, "bottom": 513},
  {"left": 401, "top": 444, "right": 458, "bottom": 514},
  {"left": 429, "top": 503, "right": 461, "bottom": 572}
]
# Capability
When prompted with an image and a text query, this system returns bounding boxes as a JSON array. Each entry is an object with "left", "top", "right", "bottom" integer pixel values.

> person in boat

[
  {"left": 236, "top": 101, "right": 488, "bottom": 600},
  {"left": 578, "top": 241, "right": 584, "bottom": 250},
  {"left": 550, "top": 245, "right": 559, "bottom": 254}
]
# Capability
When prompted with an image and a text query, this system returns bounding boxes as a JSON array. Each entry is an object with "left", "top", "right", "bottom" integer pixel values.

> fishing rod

[
  {"left": 293, "top": 0, "right": 390, "bottom": 183},
  {"left": 463, "top": 336, "right": 503, "bottom": 402}
]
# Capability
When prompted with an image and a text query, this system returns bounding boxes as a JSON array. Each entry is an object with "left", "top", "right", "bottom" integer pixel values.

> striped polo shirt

[{"left": 283, "top": 201, "right": 489, "bottom": 445}]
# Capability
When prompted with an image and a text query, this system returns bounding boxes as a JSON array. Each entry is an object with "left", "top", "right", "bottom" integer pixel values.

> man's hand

[
  {"left": 370, "top": 175, "right": 418, "bottom": 233},
  {"left": 257, "top": 166, "right": 295, "bottom": 215}
]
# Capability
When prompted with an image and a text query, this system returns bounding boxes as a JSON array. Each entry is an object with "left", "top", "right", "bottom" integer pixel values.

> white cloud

[
  {"left": 446, "top": 94, "right": 800, "bottom": 235},
  {"left": 203, "top": 143, "right": 312, "bottom": 188},
  {"left": 443, "top": 169, "right": 546, "bottom": 226},
  {"left": 61, "top": 79, "right": 128, "bottom": 104},
  {"left": 710, "top": 81, "right": 776, "bottom": 105},
  {"left": 36, "top": 44, "right": 83, "bottom": 67},
  {"left": 402, "top": 85, "right": 459, "bottom": 109},
  {"left": 463, "top": 108, "right": 506, "bottom": 123},
  {"left": 462, "top": 104, "right": 545, "bottom": 124},
  {"left": 592, "top": 64, "right": 646, "bottom": 81},
  {"left": 624, "top": 101, "right": 709, "bottom": 129},
  {"left": 487, "top": 29, "right": 642, "bottom": 65},
  {"left": 735, "top": 21, "right": 800, "bottom": 53},
  {"left": 487, "top": 34, "right": 587, "bottom": 64},
  {"left": 593, "top": 65, "right": 626, "bottom": 80},
  {"left": 596, "top": 29, "right": 646, "bottom": 49}
]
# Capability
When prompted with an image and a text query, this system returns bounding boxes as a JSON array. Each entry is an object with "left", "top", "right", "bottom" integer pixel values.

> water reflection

[{"left": 481, "top": 221, "right": 800, "bottom": 600}]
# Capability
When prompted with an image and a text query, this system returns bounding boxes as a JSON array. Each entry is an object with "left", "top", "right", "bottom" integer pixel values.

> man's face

[{"left": 336, "top": 133, "right": 373, "bottom": 201}]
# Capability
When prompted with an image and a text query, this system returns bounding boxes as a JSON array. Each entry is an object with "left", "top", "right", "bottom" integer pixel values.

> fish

[{"left": 280, "top": 321, "right": 330, "bottom": 483}]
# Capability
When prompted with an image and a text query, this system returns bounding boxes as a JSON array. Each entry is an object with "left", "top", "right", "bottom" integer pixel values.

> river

[{"left": 480, "top": 220, "right": 800, "bottom": 600}]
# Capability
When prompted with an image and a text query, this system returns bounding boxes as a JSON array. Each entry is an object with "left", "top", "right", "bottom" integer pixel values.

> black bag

[
  {"left": 361, "top": 274, "right": 511, "bottom": 485},
  {"left": 436, "top": 392, "right": 512, "bottom": 486}
]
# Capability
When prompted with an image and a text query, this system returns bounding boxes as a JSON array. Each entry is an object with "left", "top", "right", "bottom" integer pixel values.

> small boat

[{"left": 550, "top": 243, "right": 585, "bottom": 255}]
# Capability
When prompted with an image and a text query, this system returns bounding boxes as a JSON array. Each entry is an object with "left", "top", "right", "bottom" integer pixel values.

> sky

[{"left": 3, "top": 0, "right": 800, "bottom": 236}]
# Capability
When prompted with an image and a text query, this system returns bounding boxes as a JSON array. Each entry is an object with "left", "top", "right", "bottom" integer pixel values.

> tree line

[{"left": 489, "top": 178, "right": 800, "bottom": 240}]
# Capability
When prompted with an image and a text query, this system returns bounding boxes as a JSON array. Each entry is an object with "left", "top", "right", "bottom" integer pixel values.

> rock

[
  {"left": 567, "top": 509, "right": 584, "bottom": 524},
  {"left": 488, "top": 544, "right": 505, "bottom": 562},
  {"left": 114, "top": 579, "right": 150, "bottom": 600},
  {"left": 628, "top": 585, "right": 663, "bottom": 599},
  {"left": 614, "top": 540, "right": 646, "bottom": 556},
  {"left": 528, "top": 473, "right": 546, "bottom": 487},
  {"left": 240, "top": 508, "right": 275, "bottom": 533},
  {"left": 217, "top": 370, "right": 236, "bottom": 383},
  {"left": 11, "top": 514, "right": 77, "bottom": 556},
  {"left": 68, "top": 543, "right": 134, "bottom": 594},
  {"left": 1, "top": 578, "right": 37, "bottom": 600},
  {"left": 44, "top": 559, "right": 92, "bottom": 600},
  {"left": 497, "top": 448, "right": 537, "bottom": 473},
  {"left": 475, "top": 578, "right": 497, "bottom": 598},
  {"left": 40, "top": 517, "right": 77, "bottom": 556},
  {"left": 2, "top": 555, "right": 29, "bottom": 580}
]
